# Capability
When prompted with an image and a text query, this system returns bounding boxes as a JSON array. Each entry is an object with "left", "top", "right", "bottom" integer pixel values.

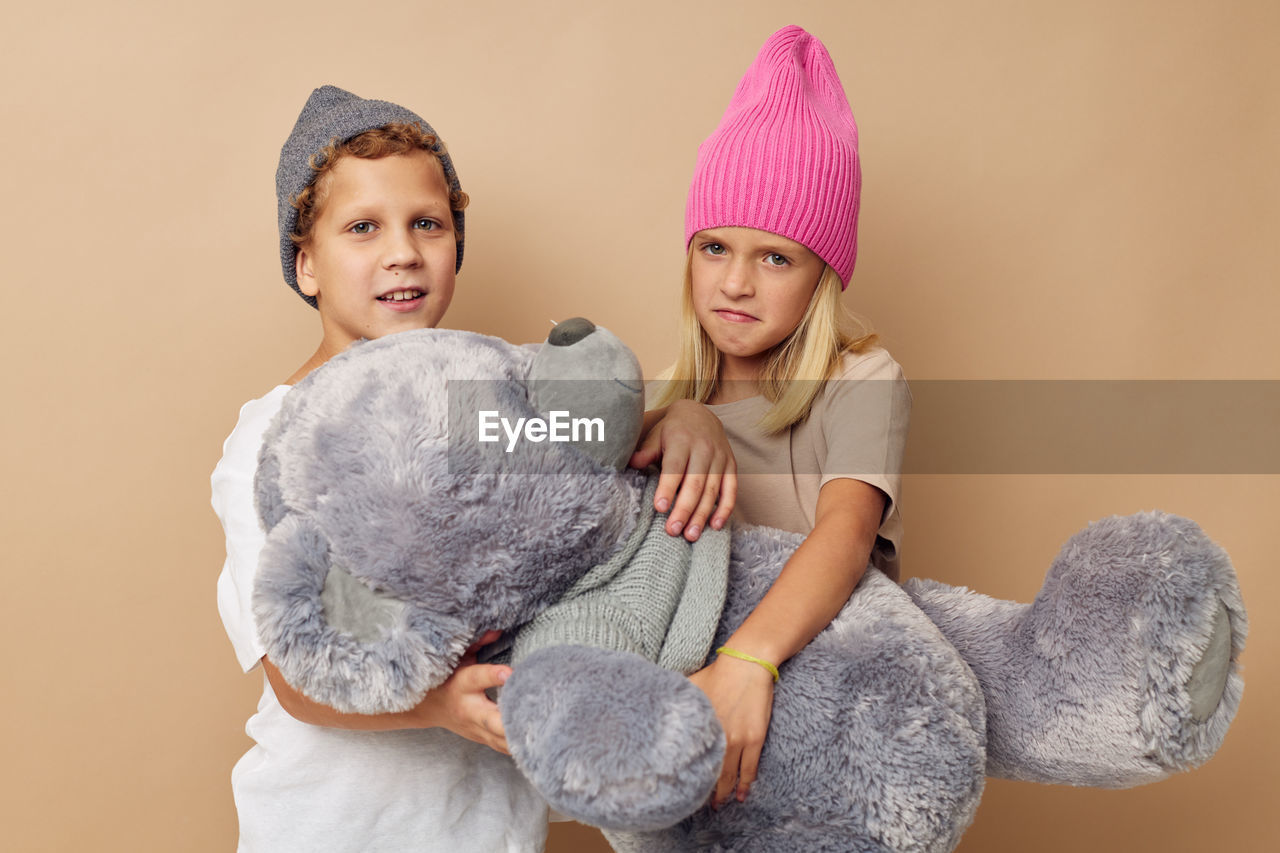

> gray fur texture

[
  {"left": 253, "top": 321, "right": 1247, "bottom": 850},
  {"left": 904, "top": 511, "right": 1246, "bottom": 787},
  {"left": 502, "top": 645, "right": 726, "bottom": 831},
  {"left": 607, "top": 529, "right": 987, "bottom": 853},
  {"left": 254, "top": 329, "right": 639, "bottom": 713}
]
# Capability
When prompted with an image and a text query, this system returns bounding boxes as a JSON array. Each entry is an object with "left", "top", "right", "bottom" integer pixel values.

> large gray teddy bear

[{"left": 254, "top": 319, "right": 1246, "bottom": 852}]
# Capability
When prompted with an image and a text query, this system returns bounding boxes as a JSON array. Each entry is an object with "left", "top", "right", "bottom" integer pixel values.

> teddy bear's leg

[
  {"left": 904, "top": 512, "right": 1247, "bottom": 787},
  {"left": 499, "top": 644, "right": 724, "bottom": 832}
]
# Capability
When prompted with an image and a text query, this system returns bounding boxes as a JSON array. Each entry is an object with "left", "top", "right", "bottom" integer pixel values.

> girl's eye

[
  {"left": 414, "top": 219, "right": 438, "bottom": 231},
  {"left": 350, "top": 222, "right": 374, "bottom": 234},
  {"left": 703, "top": 243, "right": 726, "bottom": 256},
  {"left": 766, "top": 253, "right": 789, "bottom": 267}
]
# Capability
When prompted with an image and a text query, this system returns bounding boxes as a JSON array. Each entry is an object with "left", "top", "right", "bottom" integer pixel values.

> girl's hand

[
  {"left": 688, "top": 652, "right": 776, "bottom": 807},
  {"left": 630, "top": 399, "right": 737, "bottom": 540}
]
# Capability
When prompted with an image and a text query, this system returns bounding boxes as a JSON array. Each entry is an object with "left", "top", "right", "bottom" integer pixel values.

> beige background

[{"left": 2, "top": 0, "right": 1276, "bottom": 850}]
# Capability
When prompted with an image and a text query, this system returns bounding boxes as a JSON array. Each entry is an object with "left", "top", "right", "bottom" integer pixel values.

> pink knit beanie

[{"left": 686, "top": 25, "right": 861, "bottom": 288}]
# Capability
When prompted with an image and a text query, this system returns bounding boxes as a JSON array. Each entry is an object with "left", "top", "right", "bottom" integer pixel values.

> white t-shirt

[{"left": 213, "top": 387, "right": 549, "bottom": 853}]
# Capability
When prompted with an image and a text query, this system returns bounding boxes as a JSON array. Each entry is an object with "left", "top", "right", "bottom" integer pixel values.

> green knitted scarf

[{"left": 505, "top": 478, "right": 731, "bottom": 675}]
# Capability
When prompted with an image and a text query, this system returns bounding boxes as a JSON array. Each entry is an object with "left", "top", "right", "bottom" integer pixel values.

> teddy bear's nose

[{"left": 548, "top": 317, "right": 597, "bottom": 347}]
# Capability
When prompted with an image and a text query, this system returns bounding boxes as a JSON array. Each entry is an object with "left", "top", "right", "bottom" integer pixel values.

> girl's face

[{"left": 689, "top": 227, "right": 824, "bottom": 380}]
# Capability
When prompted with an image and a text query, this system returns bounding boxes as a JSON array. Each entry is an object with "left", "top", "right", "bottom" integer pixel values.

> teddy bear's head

[{"left": 253, "top": 321, "right": 650, "bottom": 713}]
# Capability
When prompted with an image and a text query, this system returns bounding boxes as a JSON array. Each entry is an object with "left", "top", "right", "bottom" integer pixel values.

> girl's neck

[{"left": 709, "top": 353, "right": 765, "bottom": 405}]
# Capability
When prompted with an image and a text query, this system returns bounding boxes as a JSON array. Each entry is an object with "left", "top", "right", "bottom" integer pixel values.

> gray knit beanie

[{"left": 276, "top": 85, "right": 465, "bottom": 307}]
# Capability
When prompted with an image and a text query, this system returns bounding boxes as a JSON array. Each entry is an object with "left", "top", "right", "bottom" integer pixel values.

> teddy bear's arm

[{"left": 253, "top": 512, "right": 471, "bottom": 715}]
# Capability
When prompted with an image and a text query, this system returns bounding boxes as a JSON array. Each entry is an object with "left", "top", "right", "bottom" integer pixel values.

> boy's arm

[
  {"left": 632, "top": 400, "right": 738, "bottom": 540},
  {"left": 689, "top": 477, "right": 885, "bottom": 806},
  {"left": 263, "top": 637, "right": 511, "bottom": 754},
  {"left": 218, "top": 396, "right": 511, "bottom": 753}
]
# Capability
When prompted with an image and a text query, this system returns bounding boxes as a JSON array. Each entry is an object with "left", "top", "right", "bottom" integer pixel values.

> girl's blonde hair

[{"left": 650, "top": 253, "right": 878, "bottom": 434}]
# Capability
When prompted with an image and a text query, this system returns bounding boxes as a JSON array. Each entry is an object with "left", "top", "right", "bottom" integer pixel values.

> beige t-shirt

[{"left": 702, "top": 348, "right": 910, "bottom": 581}]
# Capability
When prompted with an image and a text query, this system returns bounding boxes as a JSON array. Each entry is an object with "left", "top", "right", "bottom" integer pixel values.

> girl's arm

[
  {"left": 631, "top": 400, "right": 738, "bottom": 541},
  {"left": 689, "top": 477, "right": 885, "bottom": 807},
  {"left": 262, "top": 632, "right": 512, "bottom": 754}
]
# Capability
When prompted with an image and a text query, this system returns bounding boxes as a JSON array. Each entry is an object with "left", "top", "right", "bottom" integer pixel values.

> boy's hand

[
  {"left": 264, "top": 631, "right": 511, "bottom": 750},
  {"left": 629, "top": 399, "right": 737, "bottom": 540},
  {"left": 688, "top": 652, "right": 776, "bottom": 807},
  {"left": 414, "top": 630, "right": 511, "bottom": 753}
]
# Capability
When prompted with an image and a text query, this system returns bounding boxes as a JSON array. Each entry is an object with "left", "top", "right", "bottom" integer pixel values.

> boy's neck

[{"left": 287, "top": 344, "right": 338, "bottom": 385}]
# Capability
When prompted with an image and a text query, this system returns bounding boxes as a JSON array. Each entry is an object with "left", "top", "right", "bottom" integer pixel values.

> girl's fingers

[
  {"left": 668, "top": 466, "right": 708, "bottom": 537},
  {"left": 711, "top": 462, "right": 737, "bottom": 530},
  {"left": 629, "top": 430, "right": 662, "bottom": 471},
  {"left": 714, "top": 748, "right": 740, "bottom": 808},
  {"left": 736, "top": 742, "right": 762, "bottom": 802},
  {"left": 684, "top": 457, "right": 727, "bottom": 541},
  {"left": 634, "top": 401, "right": 740, "bottom": 535},
  {"left": 666, "top": 439, "right": 714, "bottom": 534},
  {"left": 654, "top": 445, "right": 691, "bottom": 518}
]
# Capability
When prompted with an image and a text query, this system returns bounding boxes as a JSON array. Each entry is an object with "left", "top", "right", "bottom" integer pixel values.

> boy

[
  {"left": 213, "top": 85, "right": 735, "bottom": 852},
  {"left": 213, "top": 86, "right": 548, "bottom": 853}
]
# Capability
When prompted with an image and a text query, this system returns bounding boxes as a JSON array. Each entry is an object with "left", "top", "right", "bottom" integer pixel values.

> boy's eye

[
  {"left": 350, "top": 222, "right": 375, "bottom": 234},
  {"left": 766, "top": 253, "right": 789, "bottom": 267},
  {"left": 413, "top": 219, "right": 438, "bottom": 231}
]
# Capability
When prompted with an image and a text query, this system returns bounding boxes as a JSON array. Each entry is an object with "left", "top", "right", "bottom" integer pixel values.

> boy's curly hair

[{"left": 290, "top": 121, "right": 470, "bottom": 247}]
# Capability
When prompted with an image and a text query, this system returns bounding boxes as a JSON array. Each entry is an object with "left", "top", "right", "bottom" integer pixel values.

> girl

[{"left": 650, "top": 25, "right": 911, "bottom": 809}]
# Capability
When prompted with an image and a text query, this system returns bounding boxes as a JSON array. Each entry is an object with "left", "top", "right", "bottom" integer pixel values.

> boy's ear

[{"left": 296, "top": 248, "right": 320, "bottom": 298}]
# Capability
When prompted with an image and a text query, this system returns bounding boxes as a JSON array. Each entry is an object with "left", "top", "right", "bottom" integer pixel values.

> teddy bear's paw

[
  {"left": 911, "top": 511, "right": 1246, "bottom": 787},
  {"left": 1056, "top": 512, "right": 1247, "bottom": 779},
  {"left": 253, "top": 513, "right": 470, "bottom": 714},
  {"left": 500, "top": 645, "right": 724, "bottom": 831}
]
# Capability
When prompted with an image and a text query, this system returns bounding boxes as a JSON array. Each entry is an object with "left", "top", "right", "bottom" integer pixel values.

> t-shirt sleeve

[
  {"left": 212, "top": 388, "right": 288, "bottom": 673},
  {"left": 816, "top": 350, "right": 911, "bottom": 575}
]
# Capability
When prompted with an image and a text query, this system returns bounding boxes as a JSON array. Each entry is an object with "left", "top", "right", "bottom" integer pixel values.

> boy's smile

[{"left": 296, "top": 150, "right": 458, "bottom": 357}]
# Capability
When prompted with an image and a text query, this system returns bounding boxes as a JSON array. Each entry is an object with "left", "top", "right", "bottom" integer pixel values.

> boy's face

[{"left": 296, "top": 150, "right": 457, "bottom": 353}]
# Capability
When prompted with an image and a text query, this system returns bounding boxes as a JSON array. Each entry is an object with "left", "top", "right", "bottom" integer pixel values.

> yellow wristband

[{"left": 715, "top": 646, "right": 780, "bottom": 683}]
